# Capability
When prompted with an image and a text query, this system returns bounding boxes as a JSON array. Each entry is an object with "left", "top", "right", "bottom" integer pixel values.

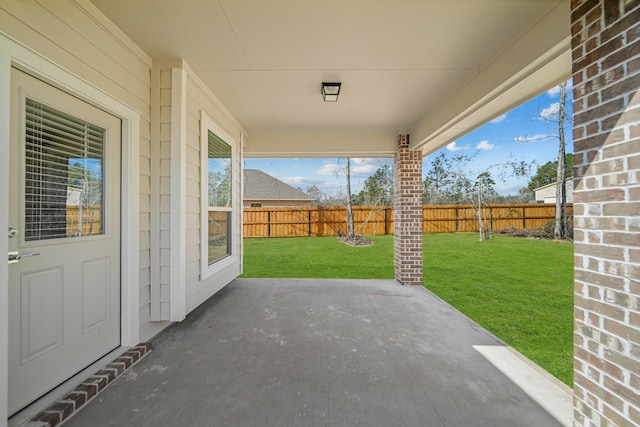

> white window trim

[{"left": 200, "top": 111, "right": 237, "bottom": 279}]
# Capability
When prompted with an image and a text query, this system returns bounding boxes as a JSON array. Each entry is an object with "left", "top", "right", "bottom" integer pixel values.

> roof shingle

[{"left": 243, "top": 169, "right": 315, "bottom": 201}]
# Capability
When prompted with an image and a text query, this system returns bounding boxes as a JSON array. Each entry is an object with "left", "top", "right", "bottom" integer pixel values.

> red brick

[
  {"left": 602, "top": 5, "right": 640, "bottom": 42},
  {"left": 604, "top": 1, "right": 621, "bottom": 25},
  {"left": 623, "top": 0, "right": 640, "bottom": 14},
  {"left": 586, "top": 4, "right": 603, "bottom": 26},
  {"left": 602, "top": 74, "right": 640, "bottom": 101},
  {"left": 114, "top": 355, "right": 134, "bottom": 369},
  {"left": 574, "top": 129, "right": 625, "bottom": 151},
  {"left": 47, "top": 402, "right": 74, "bottom": 421},
  {"left": 630, "top": 57, "right": 640, "bottom": 74},
  {"left": 74, "top": 383, "right": 98, "bottom": 401},
  {"left": 602, "top": 139, "right": 640, "bottom": 158},
  {"left": 602, "top": 401, "right": 630, "bottom": 426},
  {"left": 574, "top": 35, "right": 624, "bottom": 70},
  {"left": 571, "top": 0, "right": 600, "bottom": 23},
  {"left": 603, "top": 231, "right": 640, "bottom": 246},
  {"left": 602, "top": 202, "right": 640, "bottom": 216},
  {"left": 604, "top": 317, "right": 640, "bottom": 340},
  {"left": 32, "top": 411, "right": 61, "bottom": 427},
  {"left": 604, "top": 39, "right": 640, "bottom": 71},
  {"left": 83, "top": 376, "right": 108, "bottom": 392},
  {"left": 575, "top": 97, "right": 624, "bottom": 126},
  {"left": 64, "top": 391, "right": 87, "bottom": 409}
]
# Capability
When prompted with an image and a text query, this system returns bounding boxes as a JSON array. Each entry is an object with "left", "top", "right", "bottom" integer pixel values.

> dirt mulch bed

[
  {"left": 338, "top": 235, "right": 375, "bottom": 247},
  {"left": 493, "top": 227, "right": 572, "bottom": 242}
]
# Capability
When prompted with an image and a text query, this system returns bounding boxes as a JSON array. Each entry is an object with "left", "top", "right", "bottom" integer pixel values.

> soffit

[{"left": 91, "top": 0, "right": 570, "bottom": 157}]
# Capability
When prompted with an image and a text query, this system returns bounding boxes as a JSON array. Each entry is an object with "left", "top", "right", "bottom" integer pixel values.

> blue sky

[{"left": 243, "top": 81, "right": 573, "bottom": 196}]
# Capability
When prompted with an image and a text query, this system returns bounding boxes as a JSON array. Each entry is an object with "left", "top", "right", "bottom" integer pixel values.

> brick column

[
  {"left": 393, "top": 134, "right": 423, "bottom": 285},
  {"left": 571, "top": 1, "right": 640, "bottom": 426}
]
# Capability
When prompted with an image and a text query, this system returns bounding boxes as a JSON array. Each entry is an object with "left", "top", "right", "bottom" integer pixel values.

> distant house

[
  {"left": 534, "top": 180, "right": 574, "bottom": 204},
  {"left": 243, "top": 169, "right": 315, "bottom": 207}
]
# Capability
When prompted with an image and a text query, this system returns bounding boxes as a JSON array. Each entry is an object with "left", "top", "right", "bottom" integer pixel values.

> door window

[{"left": 24, "top": 98, "right": 105, "bottom": 241}]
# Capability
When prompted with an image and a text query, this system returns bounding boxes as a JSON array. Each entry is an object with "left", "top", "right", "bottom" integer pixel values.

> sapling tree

[{"left": 473, "top": 159, "right": 530, "bottom": 241}]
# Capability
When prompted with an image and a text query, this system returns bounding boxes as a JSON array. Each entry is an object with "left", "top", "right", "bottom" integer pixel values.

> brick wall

[
  {"left": 393, "top": 134, "right": 423, "bottom": 285},
  {"left": 571, "top": 1, "right": 640, "bottom": 426}
]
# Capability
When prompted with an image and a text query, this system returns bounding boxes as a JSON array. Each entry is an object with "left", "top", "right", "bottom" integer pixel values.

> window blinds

[{"left": 24, "top": 98, "right": 105, "bottom": 241}]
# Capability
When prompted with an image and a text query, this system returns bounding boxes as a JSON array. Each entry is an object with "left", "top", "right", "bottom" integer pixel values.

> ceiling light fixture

[{"left": 321, "top": 82, "right": 341, "bottom": 102}]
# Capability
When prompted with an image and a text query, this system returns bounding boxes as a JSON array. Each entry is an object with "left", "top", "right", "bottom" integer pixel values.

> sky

[{"left": 243, "top": 81, "right": 573, "bottom": 197}]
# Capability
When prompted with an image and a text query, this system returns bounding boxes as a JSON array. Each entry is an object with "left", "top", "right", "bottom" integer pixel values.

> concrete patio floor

[{"left": 63, "top": 278, "right": 571, "bottom": 427}]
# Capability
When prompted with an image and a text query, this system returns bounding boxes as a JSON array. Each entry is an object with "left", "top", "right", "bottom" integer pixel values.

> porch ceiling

[{"left": 91, "top": 0, "right": 571, "bottom": 157}]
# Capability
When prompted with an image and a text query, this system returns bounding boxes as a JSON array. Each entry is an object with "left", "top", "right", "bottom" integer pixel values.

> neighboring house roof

[{"left": 244, "top": 169, "right": 315, "bottom": 201}]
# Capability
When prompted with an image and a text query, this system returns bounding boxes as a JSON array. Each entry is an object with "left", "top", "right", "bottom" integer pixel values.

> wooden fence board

[{"left": 243, "top": 204, "right": 572, "bottom": 238}]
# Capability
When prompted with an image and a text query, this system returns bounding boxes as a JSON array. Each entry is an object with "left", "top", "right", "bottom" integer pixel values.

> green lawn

[{"left": 241, "top": 233, "right": 574, "bottom": 387}]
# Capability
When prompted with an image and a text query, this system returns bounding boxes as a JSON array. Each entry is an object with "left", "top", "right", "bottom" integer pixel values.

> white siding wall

[
  {"left": 0, "top": 1, "right": 156, "bottom": 337},
  {"left": 185, "top": 69, "right": 243, "bottom": 313},
  {"left": 158, "top": 68, "right": 173, "bottom": 320},
  {"left": 0, "top": 0, "right": 244, "bottom": 342}
]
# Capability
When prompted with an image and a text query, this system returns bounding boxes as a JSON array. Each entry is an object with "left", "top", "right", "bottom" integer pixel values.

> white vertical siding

[{"left": 185, "top": 68, "right": 244, "bottom": 312}]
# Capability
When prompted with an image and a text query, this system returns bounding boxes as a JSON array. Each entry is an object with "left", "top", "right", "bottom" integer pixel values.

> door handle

[
  {"left": 8, "top": 227, "right": 18, "bottom": 239},
  {"left": 8, "top": 251, "right": 40, "bottom": 264}
]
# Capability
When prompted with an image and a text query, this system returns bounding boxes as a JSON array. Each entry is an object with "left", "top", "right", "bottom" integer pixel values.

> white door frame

[{"left": 0, "top": 35, "right": 141, "bottom": 425}]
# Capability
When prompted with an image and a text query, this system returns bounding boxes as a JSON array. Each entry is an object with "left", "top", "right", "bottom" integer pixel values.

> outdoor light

[{"left": 321, "top": 82, "right": 341, "bottom": 102}]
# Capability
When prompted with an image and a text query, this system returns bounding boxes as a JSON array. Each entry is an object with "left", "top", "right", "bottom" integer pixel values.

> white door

[{"left": 8, "top": 69, "right": 121, "bottom": 415}]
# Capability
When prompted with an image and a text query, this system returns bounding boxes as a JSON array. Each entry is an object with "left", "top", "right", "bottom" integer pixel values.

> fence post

[
  {"left": 522, "top": 206, "right": 526, "bottom": 229},
  {"left": 384, "top": 208, "right": 389, "bottom": 235},
  {"left": 267, "top": 211, "right": 271, "bottom": 237},
  {"left": 455, "top": 207, "right": 459, "bottom": 232},
  {"left": 308, "top": 209, "right": 311, "bottom": 236},
  {"left": 489, "top": 207, "right": 493, "bottom": 232}
]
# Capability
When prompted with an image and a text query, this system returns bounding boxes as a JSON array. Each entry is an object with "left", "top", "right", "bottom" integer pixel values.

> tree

[
  {"left": 305, "top": 185, "right": 325, "bottom": 206},
  {"left": 554, "top": 81, "right": 568, "bottom": 239},
  {"left": 68, "top": 161, "right": 103, "bottom": 236},
  {"left": 356, "top": 165, "right": 393, "bottom": 206},
  {"left": 345, "top": 158, "right": 355, "bottom": 238},
  {"left": 528, "top": 80, "right": 573, "bottom": 238},
  {"left": 423, "top": 152, "right": 475, "bottom": 204},
  {"left": 527, "top": 154, "right": 574, "bottom": 190},
  {"left": 474, "top": 171, "right": 495, "bottom": 241}
]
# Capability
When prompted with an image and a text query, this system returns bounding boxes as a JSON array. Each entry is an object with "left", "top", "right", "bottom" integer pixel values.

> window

[
  {"left": 206, "top": 130, "right": 232, "bottom": 264},
  {"left": 200, "top": 112, "right": 236, "bottom": 277},
  {"left": 24, "top": 98, "right": 105, "bottom": 241}
]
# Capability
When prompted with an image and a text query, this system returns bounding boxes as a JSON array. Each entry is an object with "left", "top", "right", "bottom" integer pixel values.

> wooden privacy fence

[{"left": 243, "top": 204, "right": 573, "bottom": 238}]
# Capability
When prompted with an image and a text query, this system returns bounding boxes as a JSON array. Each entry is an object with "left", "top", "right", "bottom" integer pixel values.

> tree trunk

[
  {"left": 554, "top": 82, "right": 567, "bottom": 239},
  {"left": 345, "top": 158, "right": 355, "bottom": 238}
]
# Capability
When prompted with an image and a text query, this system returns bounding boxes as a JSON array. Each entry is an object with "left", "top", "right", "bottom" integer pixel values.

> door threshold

[{"left": 9, "top": 343, "right": 151, "bottom": 427}]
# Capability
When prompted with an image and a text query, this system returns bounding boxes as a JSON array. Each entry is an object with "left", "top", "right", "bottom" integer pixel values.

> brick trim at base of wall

[{"left": 22, "top": 343, "right": 152, "bottom": 427}]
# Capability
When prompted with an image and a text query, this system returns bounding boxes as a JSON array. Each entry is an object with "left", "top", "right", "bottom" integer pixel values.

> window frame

[{"left": 200, "top": 112, "right": 237, "bottom": 279}]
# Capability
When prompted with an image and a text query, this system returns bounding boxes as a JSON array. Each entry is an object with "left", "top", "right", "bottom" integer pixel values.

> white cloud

[
  {"left": 282, "top": 176, "right": 324, "bottom": 186},
  {"left": 446, "top": 141, "right": 462, "bottom": 151},
  {"left": 477, "top": 140, "right": 495, "bottom": 151},
  {"left": 547, "top": 80, "right": 573, "bottom": 97},
  {"left": 490, "top": 113, "right": 507, "bottom": 123},
  {"left": 539, "top": 102, "right": 560, "bottom": 120},
  {"left": 315, "top": 158, "right": 389, "bottom": 177},
  {"left": 351, "top": 164, "right": 376, "bottom": 176},
  {"left": 315, "top": 163, "right": 343, "bottom": 176},
  {"left": 514, "top": 134, "right": 555, "bottom": 143}
]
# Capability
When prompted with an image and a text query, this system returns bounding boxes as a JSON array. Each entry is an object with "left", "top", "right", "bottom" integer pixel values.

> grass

[{"left": 241, "top": 233, "right": 574, "bottom": 387}]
